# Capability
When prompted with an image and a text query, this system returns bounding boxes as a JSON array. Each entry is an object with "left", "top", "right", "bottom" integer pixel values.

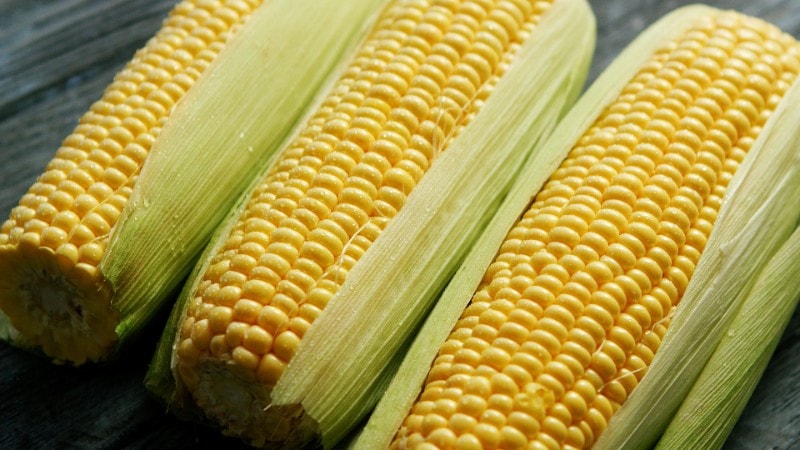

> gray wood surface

[{"left": 1, "top": 0, "right": 799, "bottom": 448}]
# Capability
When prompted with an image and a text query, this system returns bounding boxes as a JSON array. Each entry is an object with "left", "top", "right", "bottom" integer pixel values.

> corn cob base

[
  {"left": 189, "top": 360, "right": 320, "bottom": 448},
  {"left": 0, "top": 243, "right": 116, "bottom": 362}
]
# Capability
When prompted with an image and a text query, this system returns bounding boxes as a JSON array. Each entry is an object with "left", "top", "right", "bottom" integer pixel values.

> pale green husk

[
  {"left": 595, "top": 36, "right": 800, "bottom": 450},
  {"left": 354, "top": 5, "right": 717, "bottom": 448},
  {"left": 101, "top": 0, "right": 388, "bottom": 347},
  {"left": 0, "top": 312, "right": 12, "bottom": 341},
  {"left": 656, "top": 222, "right": 800, "bottom": 449}
]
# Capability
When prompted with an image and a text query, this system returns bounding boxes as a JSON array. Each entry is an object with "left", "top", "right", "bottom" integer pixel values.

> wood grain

[{"left": 1, "top": 0, "right": 798, "bottom": 448}]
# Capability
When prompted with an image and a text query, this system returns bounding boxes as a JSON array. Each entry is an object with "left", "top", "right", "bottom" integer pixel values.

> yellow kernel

[
  {"left": 231, "top": 254, "right": 257, "bottom": 275},
  {"left": 610, "top": 324, "right": 638, "bottom": 354},
  {"left": 49, "top": 190, "right": 74, "bottom": 211},
  {"left": 257, "top": 304, "right": 289, "bottom": 335},
  {"left": 209, "top": 335, "right": 228, "bottom": 356},
  {"left": 427, "top": 428, "right": 457, "bottom": 448},
  {"left": 241, "top": 279, "right": 275, "bottom": 303},
  {"left": 51, "top": 211, "right": 80, "bottom": 232},
  {"left": 176, "top": 338, "right": 200, "bottom": 365},
  {"left": 180, "top": 315, "right": 196, "bottom": 340},
  {"left": 603, "top": 380, "right": 629, "bottom": 405},
  {"left": 206, "top": 260, "right": 230, "bottom": 281},
  {"left": 225, "top": 321, "right": 249, "bottom": 348},
  {"left": 432, "top": 397, "right": 458, "bottom": 417},
  {"left": 207, "top": 306, "right": 233, "bottom": 334},
  {"left": 55, "top": 243, "right": 80, "bottom": 270},
  {"left": 563, "top": 390, "right": 588, "bottom": 421},
  {"left": 78, "top": 242, "right": 104, "bottom": 266},
  {"left": 232, "top": 298, "right": 262, "bottom": 323},
  {"left": 190, "top": 319, "right": 212, "bottom": 351},
  {"left": 479, "top": 307, "right": 506, "bottom": 328},
  {"left": 301, "top": 241, "right": 335, "bottom": 267},
  {"left": 103, "top": 167, "right": 128, "bottom": 189},
  {"left": 509, "top": 410, "right": 539, "bottom": 438},
  {"left": 421, "top": 413, "right": 449, "bottom": 436},
  {"left": 253, "top": 353, "right": 284, "bottom": 385},
  {"left": 455, "top": 434, "right": 483, "bottom": 450},
  {"left": 481, "top": 407, "right": 509, "bottom": 429},
  {"left": 95, "top": 203, "right": 121, "bottom": 224},
  {"left": 232, "top": 346, "right": 260, "bottom": 371},
  {"left": 549, "top": 225, "right": 581, "bottom": 248},
  {"left": 457, "top": 394, "right": 488, "bottom": 417},
  {"left": 500, "top": 425, "right": 527, "bottom": 449},
  {"left": 481, "top": 347, "right": 511, "bottom": 371},
  {"left": 474, "top": 423, "right": 500, "bottom": 449},
  {"left": 289, "top": 316, "right": 311, "bottom": 337},
  {"left": 272, "top": 293, "right": 300, "bottom": 316},
  {"left": 209, "top": 282, "right": 240, "bottom": 306},
  {"left": 40, "top": 227, "right": 69, "bottom": 249},
  {"left": 547, "top": 358, "right": 577, "bottom": 388},
  {"left": 449, "top": 413, "right": 477, "bottom": 434},
  {"left": 273, "top": 330, "right": 301, "bottom": 361},
  {"left": 243, "top": 325, "right": 273, "bottom": 355},
  {"left": 218, "top": 268, "right": 247, "bottom": 287},
  {"left": 591, "top": 350, "right": 618, "bottom": 381},
  {"left": 542, "top": 415, "right": 569, "bottom": 443},
  {"left": 462, "top": 373, "right": 491, "bottom": 395},
  {"left": 566, "top": 424, "right": 587, "bottom": 448}
]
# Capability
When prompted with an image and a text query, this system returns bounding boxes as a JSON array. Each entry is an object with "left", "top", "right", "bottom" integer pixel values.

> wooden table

[{"left": 1, "top": 1, "right": 799, "bottom": 448}]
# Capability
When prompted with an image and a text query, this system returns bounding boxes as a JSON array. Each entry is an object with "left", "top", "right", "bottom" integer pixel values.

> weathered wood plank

[
  {"left": 0, "top": 0, "right": 798, "bottom": 448},
  {"left": 0, "top": 0, "right": 170, "bottom": 118}
]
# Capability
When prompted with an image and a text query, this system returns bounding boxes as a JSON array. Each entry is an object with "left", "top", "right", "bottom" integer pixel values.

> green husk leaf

[
  {"left": 0, "top": 310, "right": 12, "bottom": 342},
  {"left": 101, "top": 0, "right": 389, "bottom": 347},
  {"left": 269, "top": 0, "right": 597, "bottom": 446},
  {"left": 656, "top": 222, "right": 800, "bottom": 449},
  {"left": 595, "top": 50, "right": 800, "bottom": 450},
  {"left": 353, "top": 4, "right": 717, "bottom": 448},
  {"left": 145, "top": 154, "right": 273, "bottom": 415}
]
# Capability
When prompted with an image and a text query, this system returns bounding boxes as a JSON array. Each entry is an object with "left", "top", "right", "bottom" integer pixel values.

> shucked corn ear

[
  {"left": 357, "top": 5, "right": 800, "bottom": 449},
  {"left": 147, "top": 0, "right": 595, "bottom": 447},
  {"left": 0, "top": 0, "right": 389, "bottom": 364}
]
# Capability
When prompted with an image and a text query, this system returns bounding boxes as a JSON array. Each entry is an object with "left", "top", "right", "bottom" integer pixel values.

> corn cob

[
  {"left": 357, "top": 6, "right": 800, "bottom": 449},
  {"left": 0, "top": 0, "right": 389, "bottom": 364},
  {"left": 149, "top": 0, "right": 595, "bottom": 447}
]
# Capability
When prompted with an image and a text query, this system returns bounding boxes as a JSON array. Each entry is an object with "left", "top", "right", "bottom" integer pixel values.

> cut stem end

[
  {"left": 0, "top": 242, "right": 118, "bottom": 364},
  {"left": 186, "top": 358, "right": 320, "bottom": 448}
]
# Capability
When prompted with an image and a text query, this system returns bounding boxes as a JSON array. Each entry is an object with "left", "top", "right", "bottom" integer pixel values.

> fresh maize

[
  {"left": 0, "top": 0, "right": 388, "bottom": 364},
  {"left": 358, "top": 6, "right": 800, "bottom": 449},
  {"left": 151, "top": 0, "right": 595, "bottom": 447}
]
